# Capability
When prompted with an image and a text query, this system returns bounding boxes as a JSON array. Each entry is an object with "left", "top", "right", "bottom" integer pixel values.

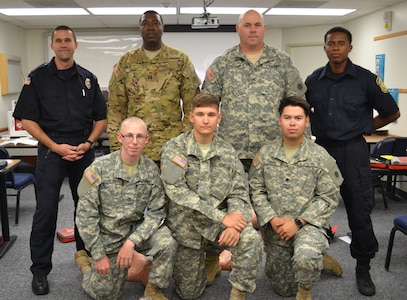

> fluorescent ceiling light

[
  {"left": 88, "top": 7, "right": 176, "bottom": 15},
  {"left": 181, "top": 7, "right": 268, "bottom": 15},
  {"left": 0, "top": 8, "right": 88, "bottom": 16},
  {"left": 266, "top": 8, "right": 356, "bottom": 16}
]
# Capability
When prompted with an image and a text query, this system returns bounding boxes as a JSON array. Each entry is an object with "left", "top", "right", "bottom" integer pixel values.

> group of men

[{"left": 13, "top": 7, "right": 400, "bottom": 300}]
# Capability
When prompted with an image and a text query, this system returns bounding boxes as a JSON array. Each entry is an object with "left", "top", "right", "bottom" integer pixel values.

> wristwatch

[
  {"left": 294, "top": 218, "right": 304, "bottom": 229},
  {"left": 85, "top": 139, "right": 94, "bottom": 147}
]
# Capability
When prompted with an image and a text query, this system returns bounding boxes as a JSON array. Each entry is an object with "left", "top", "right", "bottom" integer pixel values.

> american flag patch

[
  {"left": 24, "top": 77, "right": 31, "bottom": 85},
  {"left": 172, "top": 154, "right": 187, "bottom": 168},
  {"left": 252, "top": 153, "right": 261, "bottom": 167},
  {"left": 84, "top": 168, "right": 98, "bottom": 184},
  {"left": 205, "top": 68, "right": 215, "bottom": 81}
]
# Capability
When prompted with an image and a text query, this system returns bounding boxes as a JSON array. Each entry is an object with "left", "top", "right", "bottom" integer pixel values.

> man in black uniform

[
  {"left": 305, "top": 26, "right": 400, "bottom": 297},
  {"left": 13, "top": 25, "right": 107, "bottom": 296}
]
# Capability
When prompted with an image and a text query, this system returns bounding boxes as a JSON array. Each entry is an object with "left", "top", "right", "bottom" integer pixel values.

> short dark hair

[
  {"left": 139, "top": 10, "right": 164, "bottom": 25},
  {"left": 51, "top": 25, "right": 76, "bottom": 42},
  {"left": 279, "top": 96, "right": 310, "bottom": 117},
  {"left": 324, "top": 26, "right": 352, "bottom": 44},
  {"left": 191, "top": 93, "right": 220, "bottom": 111}
]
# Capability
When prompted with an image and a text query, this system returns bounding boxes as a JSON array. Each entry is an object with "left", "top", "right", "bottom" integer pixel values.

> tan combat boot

[
  {"left": 323, "top": 252, "right": 343, "bottom": 276},
  {"left": 143, "top": 282, "right": 168, "bottom": 300},
  {"left": 296, "top": 287, "right": 312, "bottom": 300},
  {"left": 74, "top": 250, "right": 91, "bottom": 274},
  {"left": 230, "top": 286, "right": 246, "bottom": 300},
  {"left": 205, "top": 253, "right": 221, "bottom": 285}
]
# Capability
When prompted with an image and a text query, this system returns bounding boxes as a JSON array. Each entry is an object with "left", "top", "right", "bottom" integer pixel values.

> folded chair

[{"left": 0, "top": 146, "right": 37, "bottom": 225}]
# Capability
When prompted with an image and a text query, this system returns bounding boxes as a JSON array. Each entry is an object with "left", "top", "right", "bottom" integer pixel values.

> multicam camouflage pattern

[
  {"left": 160, "top": 131, "right": 262, "bottom": 296},
  {"left": 76, "top": 150, "right": 176, "bottom": 299},
  {"left": 249, "top": 137, "right": 342, "bottom": 296},
  {"left": 107, "top": 44, "right": 201, "bottom": 160},
  {"left": 202, "top": 44, "right": 307, "bottom": 160}
]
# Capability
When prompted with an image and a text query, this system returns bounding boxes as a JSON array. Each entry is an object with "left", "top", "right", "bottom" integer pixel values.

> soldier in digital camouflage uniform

[
  {"left": 76, "top": 117, "right": 176, "bottom": 300},
  {"left": 107, "top": 10, "right": 201, "bottom": 161},
  {"left": 201, "top": 9, "right": 306, "bottom": 171},
  {"left": 249, "top": 96, "right": 343, "bottom": 300},
  {"left": 160, "top": 94, "right": 262, "bottom": 300}
]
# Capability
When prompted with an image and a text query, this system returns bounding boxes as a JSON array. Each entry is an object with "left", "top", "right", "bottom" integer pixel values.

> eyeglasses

[{"left": 119, "top": 133, "right": 148, "bottom": 142}]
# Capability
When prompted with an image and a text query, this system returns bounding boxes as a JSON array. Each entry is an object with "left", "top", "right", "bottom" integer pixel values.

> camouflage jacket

[
  {"left": 160, "top": 131, "right": 251, "bottom": 249},
  {"left": 107, "top": 44, "right": 201, "bottom": 160},
  {"left": 76, "top": 150, "right": 166, "bottom": 260},
  {"left": 202, "top": 44, "right": 307, "bottom": 160},
  {"left": 249, "top": 137, "right": 342, "bottom": 230}
]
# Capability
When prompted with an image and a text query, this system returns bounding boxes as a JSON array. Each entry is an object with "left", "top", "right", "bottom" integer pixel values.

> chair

[
  {"left": 389, "top": 137, "right": 407, "bottom": 193},
  {"left": 0, "top": 146, "right": 37, "bottom": 225},
  {"left": 385, "top": 215, "right": 407, "bottom": 270},
  {"left": 370, "top": 137, "right": 396, "bottom": 209}
]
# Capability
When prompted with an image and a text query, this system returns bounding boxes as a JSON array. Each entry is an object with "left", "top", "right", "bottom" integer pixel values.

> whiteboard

[{"left": 47, "top": 30, "right": 239, "bottom": 89}]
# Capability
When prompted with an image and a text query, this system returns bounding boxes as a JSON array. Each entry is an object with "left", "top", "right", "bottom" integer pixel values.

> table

[
  {"left": 0, "top": 159, "right": 20, "bottom": 258},
  {"left": 364, "top": 133, "right": 398, "bottom": 144}
]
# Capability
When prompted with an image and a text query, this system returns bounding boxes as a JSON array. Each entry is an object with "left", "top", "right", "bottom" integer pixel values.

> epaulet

[{"left": 30, "top": 62, "right": 49, "bottom": 73}]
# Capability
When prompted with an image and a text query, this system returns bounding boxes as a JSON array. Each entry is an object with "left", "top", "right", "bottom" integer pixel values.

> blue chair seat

[
  {"left": 385, "top": 215, "right": 407, "bottom": 270},
  {"left": 0, "top": 146, "right": 37, "bottom": 225}
]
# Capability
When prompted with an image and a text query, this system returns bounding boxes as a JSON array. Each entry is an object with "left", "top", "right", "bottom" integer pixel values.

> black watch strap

[
  {"left": 295, "top": 218, "right": 304, "bottom": 229},
  {"left": 86, "top": 139, "right": 94, "bottom": 146}
]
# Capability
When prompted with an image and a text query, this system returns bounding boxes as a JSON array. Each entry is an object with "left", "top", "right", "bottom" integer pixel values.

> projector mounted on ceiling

[{"left": 191, "top": 0, "right": 220, "bottom": 29}]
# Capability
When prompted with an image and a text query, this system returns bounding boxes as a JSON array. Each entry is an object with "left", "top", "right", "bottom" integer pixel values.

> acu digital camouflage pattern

[
  {"left": 160, "top": 131, "right": 262, "bottom": 297},
  {"left": 202, "top": 44, "right": 307, "bottom": 160},
  {"left": 249, "top": 137, "right": 342, "bottom": 296},
  {"left": 76, "top": 150, "right": 176, "bottom": 299},
  {"left": 107, "top": 44, "right": 201, "bottom": 160}
]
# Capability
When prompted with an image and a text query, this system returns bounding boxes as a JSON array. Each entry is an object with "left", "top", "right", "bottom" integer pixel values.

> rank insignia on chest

[
  {"left": 84, "top": 168, "right": 98, "bottom": 184},
  {"left": 172, "top": 154, "right": 187, "bottom": 168},
  {"left": 252, "top": 153, "right": 261, "bottom": 167},
  {"left": 147, "top": 74, "right": 153, "bottom": 80}
]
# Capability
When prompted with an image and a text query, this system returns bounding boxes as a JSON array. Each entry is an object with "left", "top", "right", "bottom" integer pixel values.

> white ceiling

[{"left": 0, "top": 0, "right": 404, "bottom": 30}]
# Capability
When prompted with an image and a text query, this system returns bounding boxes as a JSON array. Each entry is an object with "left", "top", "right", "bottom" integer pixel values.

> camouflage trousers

[
  {"left": 173, "top": 226, "right": 262, "bottom": 299},
  {"left": 82, "top": 225, "right": 176, "bottom": 300},
  {"left": 261, "top": 223, "right": 329, "bottom": 297}
]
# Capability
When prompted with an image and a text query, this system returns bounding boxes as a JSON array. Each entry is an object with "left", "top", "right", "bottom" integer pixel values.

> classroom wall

[{"left": 0, "top": 1, "right": 406, "bottom": 137}]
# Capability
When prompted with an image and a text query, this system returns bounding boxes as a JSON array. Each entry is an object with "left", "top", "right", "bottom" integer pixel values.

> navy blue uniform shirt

[
  {"left": 305, "top": 59, "right": 399, "bottom": 141},
  {"left": 13, "top": 57, "right": 106, "bottom": 133}
]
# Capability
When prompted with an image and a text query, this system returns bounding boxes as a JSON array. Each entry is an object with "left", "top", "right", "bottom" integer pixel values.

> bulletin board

[{"left": 0, "top": 53, "right": 23, "bottom": 95}]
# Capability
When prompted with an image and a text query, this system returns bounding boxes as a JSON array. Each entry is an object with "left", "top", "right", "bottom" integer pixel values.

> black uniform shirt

[
  {"left": 305, "top": 59, "right": 399, "bottom": 142},
  {"left": 13, "top": 57, "right": 106, "bottom": 133}
]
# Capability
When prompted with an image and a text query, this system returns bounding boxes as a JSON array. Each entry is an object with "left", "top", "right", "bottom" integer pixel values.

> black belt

[
  {"left": 316, "top": 136, "right": 363, "bottom": 147},
  {"left": 46, "top": 128, "right": 91, "bottom": 138}
]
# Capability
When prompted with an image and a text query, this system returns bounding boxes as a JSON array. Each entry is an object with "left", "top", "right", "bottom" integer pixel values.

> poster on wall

[
  {"left": 375, "top": 54, "right": 385, "bottom": 81},
  {"left": 388, "top": 88, "right": 398, "bottom": 124}
]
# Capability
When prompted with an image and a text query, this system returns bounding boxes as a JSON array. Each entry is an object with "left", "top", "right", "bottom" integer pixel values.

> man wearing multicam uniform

[
  {"left": 249, "top": 96, "right": 343, "bottom": 300},
  {"left": 160, "top": 94, "right": 262, "bottom": 300},
  {"left": 76, "top": 117, "right": 176, "bottom": 300},
  {"left": 202, "top": 9, "right": 306, "bottom": 171},
  {"left": 107, "top": 10, "right": 200, "bottom": 161}
]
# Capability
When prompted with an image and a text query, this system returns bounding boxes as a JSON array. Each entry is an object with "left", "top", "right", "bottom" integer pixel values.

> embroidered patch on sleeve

[
  {"left": 172, "top": 154, "right": 188, "bottom": 168},
  {"left": 84, "top": 168, "right": 98, "bottom": 185},
  {"left": 113, "top": 65, "right": 120, "bottom": 77},
  {"left": 252, "top": 153, "right": 261, "bottom": 167},
  {"left": 24, "top": 77, "right": 31, "bottom": 85},
  {"left": 376, "top": 77, "right": 388, "bottom": 93},
  {"left": 205, "top": 68, "right": 215, "bottom": 81}
]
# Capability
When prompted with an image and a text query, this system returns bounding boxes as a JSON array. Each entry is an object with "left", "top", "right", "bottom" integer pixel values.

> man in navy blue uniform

[
  {"left": 305, "top": 26, "right": 400, "bottom": 297},
  {"left": 13, "top": 25, "right": 107, "bottom": 296}
]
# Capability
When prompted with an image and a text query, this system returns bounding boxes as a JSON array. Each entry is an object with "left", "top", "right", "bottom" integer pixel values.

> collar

[{"left": 319, "top": 58, "right": 357, "bottom": 80}]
